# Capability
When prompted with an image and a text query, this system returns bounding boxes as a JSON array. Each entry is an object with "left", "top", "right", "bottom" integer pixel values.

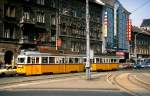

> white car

[{"left": 0, "top": 66, "right": 17, "bottom": 76}]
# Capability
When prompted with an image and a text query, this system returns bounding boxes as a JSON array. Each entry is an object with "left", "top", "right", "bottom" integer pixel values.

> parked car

[
  {"left": 133, "top": 64, "right": 145, "bottom": 69},
  {"left": 119, "top": 63, "right": 134, "bottom": 69},
  {"left": 0, "top": 66, "right": 17, "bottom": 76}
]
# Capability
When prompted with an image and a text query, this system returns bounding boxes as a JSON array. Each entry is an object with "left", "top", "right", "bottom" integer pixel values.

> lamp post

[{"left": 85, "top": 0, "right": 91, "bottom": 80}]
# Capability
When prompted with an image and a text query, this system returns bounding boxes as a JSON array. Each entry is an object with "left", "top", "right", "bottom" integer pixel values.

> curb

[{"left": 0, "top": 72, "right": 106, "bottom": 87}]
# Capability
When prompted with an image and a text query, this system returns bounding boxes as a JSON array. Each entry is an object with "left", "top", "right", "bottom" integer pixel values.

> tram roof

[
  {"left": 18, "top": 51, "right": 84, "bottom": 57},
  {"left": 19, "top": 51, "right": 51, "bottom": 57}
]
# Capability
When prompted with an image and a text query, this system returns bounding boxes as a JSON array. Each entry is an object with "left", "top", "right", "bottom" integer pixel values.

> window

[
  {"left": 96, "top": 58, "right": 99, "bottom": 63},
  {"left": 75, "top": 58, "right": 79, "bottom": 63},
  {"left": 83, "top": 58, "right": 86, "bottom": 63},
  {"left": 111, "top": 59, "right": 114, "bottom": 63},
  {"left": 37, "top": 12, "right": 45, "bottom": 23},
  {"left": 69, "top": 58, "right": 74, "bottom": 63},
  {"left": 90, "top": 59, "right": 94, "bottom": 63},
  {"left": 18, "top": 58, "right": 25, "bottom": 63},
  {"left": 36, "top": 57, "right": 39, "bottom": 64},
  {"left": 50, "top": 0, "right": 55, "bottom": 8},
  {"left": 37, "top": 0, "right": 45, "bottom": 5},
  {"left": 51, "top": 15, "right": 56, "bottom": 25},
  {"left": 27, "top": 57, "right": 31, "bottom": 63},
  {"left": 114, "top": 59, "right": 116, "bottom": 63},
  {"left": 49, "top": 57, "right": 55, "bottom": 63},
  {"left": 3, "top": 29, "right": 10, "bottom": 38},
  {"left": 62, "top": 58, "right": 65, "bottom": 63},
  {"left": 5, "top": 6, "right": 15, "bottom": 17},
  {"left": 24, "top": 12, "right": 30, "bottom": 20},
  {"left": 31, "top": 57, "right": 35, "bottom": 64},
  {"left": 42, "top": 57, "right": 48, "bottom": 63}
]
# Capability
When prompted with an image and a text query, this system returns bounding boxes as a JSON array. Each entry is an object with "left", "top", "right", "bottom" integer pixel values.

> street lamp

[{"left": 85, "top": 0, "right": 91, "bottom": 80}]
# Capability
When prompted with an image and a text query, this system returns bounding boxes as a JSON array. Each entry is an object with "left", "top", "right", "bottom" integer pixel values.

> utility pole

[
  {"left": 134, "top": 34, "right": 138, "bottom": 65},
  {"left": 134, "top": 33, "right": 140, "bottom": 65},
  {"left": 85, "top": 0, "right": 91, "bottom": 80}
]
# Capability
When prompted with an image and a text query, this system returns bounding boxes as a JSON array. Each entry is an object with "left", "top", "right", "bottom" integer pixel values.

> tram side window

[
  {"left": 55, "top": 58, "right": 59, "bottom": 64},
  {"left": 100, "top": 58, "right": 102, "bottom": 63},
  {"left": 83, "top": 58, "right": 86, "bottom": 63},
  {"left": 103, "top": 59, "right": 105, "bottom": 63},
  {"left": 49, "top": 57, "right": 55, "bottom": 63},
  {"left": 18, "top": 58, "right": 25, "bottom": 63},
  {"left": 90, "top": 59, "right": 94, "bottom": 63},
  {"left": 111, "top": 59, "right": 114, "bottom": 63},
  {"left": 104, "top": 58, "right": 107, "bottom": 63},
  {"left": 62, "top": 58, "right": 65, "bottom": 63},
  {"left": 31, "top": 57, "right": 35, "bottom": 64},
  {"left": 36, "top": 57, "right": 39, "bottom": 64},
  {"left": 42, "top": 57, "right": 48, "bottom": 64},
  {"left": 96, "top": 58, "right": 99, "bottom": 63},
  {"left": 27, "top": 57, "right": 31, "bottom": 63},
  {"left": 69, "top": 58, "right": 73, "bottom": 63},
  {"left": 65, "top": 58, "right": 69, "bottom": 63},
  {"left": 75, "top": 58, "right": 79, "bottom": 63},
  {"left": 114, "top": 59, "right": 116, "bottom": 63}
]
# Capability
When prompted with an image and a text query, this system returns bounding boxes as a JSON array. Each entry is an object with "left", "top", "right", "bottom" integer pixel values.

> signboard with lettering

[{"left": 127, "top": 19, "right": 132, "bottom": 41}]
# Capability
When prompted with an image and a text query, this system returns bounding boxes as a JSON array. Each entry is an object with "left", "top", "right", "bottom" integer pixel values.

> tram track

[
  {"left": 128, "top": 74, "right": 150, "bottom": 90},
  {"left": 107, "top": 72, "right": 150, "bottom": 96}
]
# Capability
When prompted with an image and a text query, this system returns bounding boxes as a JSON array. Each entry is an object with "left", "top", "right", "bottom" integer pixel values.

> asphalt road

[
  {"left": 0, "top": 69, "right": 149, "bottom": 96},
  {"left": 0, "top": 90, "right": 133, "bottom": 96}
]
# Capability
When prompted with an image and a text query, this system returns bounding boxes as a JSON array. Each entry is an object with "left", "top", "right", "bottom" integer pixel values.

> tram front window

[{"left": 18, "top": 58, "right": 25, "bottom": 63}]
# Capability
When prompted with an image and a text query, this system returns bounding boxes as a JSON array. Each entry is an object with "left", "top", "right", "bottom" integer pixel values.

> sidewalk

[
  {"left": 0, "top": 73, "right": 97, "bottom": 84},
  {"left": 0, "top": 73, "right": 118, "bottom": 91}
]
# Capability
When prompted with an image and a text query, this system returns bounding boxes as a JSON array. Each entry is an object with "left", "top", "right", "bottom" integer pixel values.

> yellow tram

[
  {"left": 16, "top": 51, "right": 84, "bottom": 75},
  {"left": 16, "top": 51, "right": 122, "bottom": 75},
  {"left": 91, "top": 56, "right": 120, "bottom": 71}
]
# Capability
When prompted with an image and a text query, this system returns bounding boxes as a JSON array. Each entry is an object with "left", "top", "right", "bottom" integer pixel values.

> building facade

[
  {"left": 141, "top": 19, "right": 150, "bottom": 31},
  {"left": 0, "top": 0, "right": 131, "bottom": 66},
  {"left": 0, "top": 0, "right": 59, "bottom": 65},
  {"left": 102, "top": 0, "right": 130, "bottom": 59},
  {"left": 57, "top": 0, "right": 103, "bottom": 54},
  {"left": 0, "top": 0, "right": 105, "bottom": 65},
  {"left": 130, "top": 27, "right": 150, "bottom": 59}
]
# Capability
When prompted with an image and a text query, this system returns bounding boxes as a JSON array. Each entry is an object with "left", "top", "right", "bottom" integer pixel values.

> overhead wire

[{"left": 131, "top": 0, "right": 150, "bottom": 13}]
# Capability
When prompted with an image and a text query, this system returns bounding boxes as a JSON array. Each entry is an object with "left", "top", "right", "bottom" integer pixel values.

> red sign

[
  {"left": 56, "top": 39, "right": 62, "bottom": 47},
  {"left": 116, "top": 52, "right": 125, "bottom": 57},
  {"left": 127, "top": 19, "right": 132, "bottom": 41}
]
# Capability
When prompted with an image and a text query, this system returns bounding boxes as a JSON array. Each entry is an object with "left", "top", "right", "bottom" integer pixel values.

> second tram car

[{"left": 91, "top": 56, "right": 120, "bottom": 71}]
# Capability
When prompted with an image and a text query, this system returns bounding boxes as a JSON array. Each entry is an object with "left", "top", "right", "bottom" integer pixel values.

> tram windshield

[{"left": 18, "top": 57, "right": 25, "bottom": 64}]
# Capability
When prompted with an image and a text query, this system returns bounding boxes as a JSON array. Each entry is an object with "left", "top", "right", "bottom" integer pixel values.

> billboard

[{"left": 127, "top": 19, "right": 132, "bottom": 41}]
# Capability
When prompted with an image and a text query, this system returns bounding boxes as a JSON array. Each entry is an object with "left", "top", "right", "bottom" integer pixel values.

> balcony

[
  {"left": 20, "top": 17, "right": 35, "bottom": 24},
  {"left": 0, "top": 37, "right": 19, "bottom": 43}
]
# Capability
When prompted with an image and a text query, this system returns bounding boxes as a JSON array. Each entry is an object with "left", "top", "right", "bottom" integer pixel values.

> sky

[{"left": 118, "top": 0, "right": 150, "bottom": 27}]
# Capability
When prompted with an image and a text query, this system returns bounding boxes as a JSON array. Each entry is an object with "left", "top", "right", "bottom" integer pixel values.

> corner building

[{"left": 102, "top": 0, "right": 130, "bottom": 59}]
